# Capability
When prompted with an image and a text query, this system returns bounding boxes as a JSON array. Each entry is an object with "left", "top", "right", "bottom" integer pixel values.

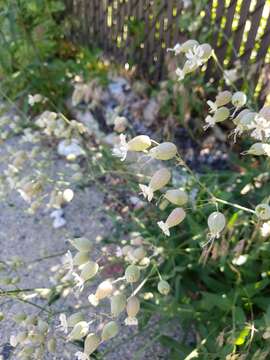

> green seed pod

[
  {"left": 68, "top": 321, "right": 89, "bottom": 341},
  {"left": 213, "top": 107, "right": 230, "bottom": 123},
  {"left": 84, "top": 333, "right": 100, "bottom": 355},
  {"left": 255, "top": 204, "right": 270, "bottom": 220},
  {"left": 149, "top": 142, "right": 177, "bottom": 160},
  {"left": 73, "top": 252, "right": 89, "bottom": 266},
  {"left": 80, "top": 261, "right": 99, "bottom": 281},
  {"left": 208, "top": 211, "right": 226, "bottom": 237},
  {"left": 232, "top": 91, "right": 247, "bottom": 108},
  {"left": 127, "top": 135, "right": 152, "bottom": 152},
  {"left": 158, "top": 280, "right": 170, "bottom": 295},
  {"left": 67, "top": 312, "right": 84, "bottom": 327},
  {"left": 101, "top": 321, "right": 119, "bottom": 341},
  {"left": 70, "top": 237, "right": 92, "bottom": 252},
  {"left": 111, "top": 293, "right": 126, "bottom": 317},
  {"left": 126, "top": 296, "right": 140, "bottom": 318},
  {"left": 215, "top": 91, "right": 232, "bottom": 107},
  {"left": 164, "top": 189, "right": 188, "bottom": 206},
  {"left": 132, "top": 247, "right": 146, "bottom": 261},
  {"left": 125, "top": 264, "right": 140, "bottom": 283},
  {"left": 47, "top": 337, "right": 57, "bottom": 353}
]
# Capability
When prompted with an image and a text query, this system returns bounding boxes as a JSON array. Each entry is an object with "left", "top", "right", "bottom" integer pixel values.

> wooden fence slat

[
  {"left": 241, "top": 0, "right": 266, "bottom": 62},
  {"left": 216, "top": 0, "right": 238, "bottom": 65}
]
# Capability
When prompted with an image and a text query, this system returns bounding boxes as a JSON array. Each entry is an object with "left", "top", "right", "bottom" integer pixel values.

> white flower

[
  {"left": 72, "top": 272, "right": 85, "bottom": 294},
  {"left": 112, "top": 134, "right": 128, "bottom": 161},
  {"left": 261, "top": 221, "right": 270, "bottom": 237},
  {"left": 167, "top": 43, "right": 182, "bottom": 55},
  {"left": 185, "top": 45, "right": 204, "bottom": 68},
  {"left": 250, "top": 114, "right": 270, "bottom": 140},
  {"left": 75, "top": 352, "right": 89, "bottom": 360},
  {"left": 207, "top": 100, "right": 218, "bottom": 113},
  {"left": 203, "top": 115, "right": 216, "bottom": 130},
  {"left": 175, "top": 67, "right": 185, "bottom": 81},
  {"left": 157, "top": 221, "right": 170, "bottom": 236},
  {"left": 62, "top": 251, "right": 74, "bottom": 278},
  {"left": 58, "top": 313, "right": 68, "bottom": 334},
  {"left": 28, "top": 94, "right": 43, "bottom": 106}
]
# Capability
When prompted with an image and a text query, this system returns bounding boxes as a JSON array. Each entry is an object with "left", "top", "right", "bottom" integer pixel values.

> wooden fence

[{"left": 65, "top": 0, "right": 270, "bottom": 101}]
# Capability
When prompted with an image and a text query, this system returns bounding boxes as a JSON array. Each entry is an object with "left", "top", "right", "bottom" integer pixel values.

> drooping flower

[
  {"left": 255, "top": 204, "right": 270, "bottom": 221},
  {"left": 232, "top": 91, "right": 247, "bottom": 108},
  {"left": 164, "top": 189, "right": 188, "bottom": 206},
  {"left": 110, "top": 293, "right": 126, "bottom": 317},
  {"left": 149, "top": 142, "right": 177, "bottom": 160},
  {"left": 244, "top": 143, "right": 270, "bottom": 156},
  {"left": 207, "top": 211, "right": 226, "bottom": 238},
  {"left": 139, "top": 168, "right": 171, "bottom": 201},
  {"left": 157, "top": 280, "right": 170, "bottom": 295},
  {"left": 67, "top": 321, "right": 89, "bottom": 341},
  {"left": 125, "top": 264, "right": 140, "bottom": 283},
  {"left": 125, "top": 296, "right": 140, "bottom": 326},
  {"left": 158, "top": 208, "right": 186, "bottom": 236},
  {"left": 112, "top": 134, "right": 152, "bottom": 161},
  {"left": 250, "top": 114, "right": 270, "bottom": 141},
  {"left": 101, "top": 321, "right": 119, "bottom": 341}
]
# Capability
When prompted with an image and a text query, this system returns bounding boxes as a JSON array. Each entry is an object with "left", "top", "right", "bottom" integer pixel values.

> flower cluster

[{"left": 167, "top": 40, "right": 212, "bottom": 81}]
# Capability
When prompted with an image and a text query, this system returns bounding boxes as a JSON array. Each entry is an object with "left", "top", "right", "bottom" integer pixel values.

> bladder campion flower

[
  {"left": 111, "top": 294, "right": 126, "bottom": 317},
  {"left": 88, "top": 280, "right": 113, "bottom": 306},
  {"left": 158, "top": 280, "right": 170, "bottom": 295},
  {"left": 125, "top": 264, "right": 140, "bottom": 283},
  {"left": 67, "top": 321, "right": 89, "bottom": 341},
  {"left": 255, "top": 204, "right": 270, "bottom": 221},
  {"left": 149, "top": 142, "right": 177, "bottom": 160},
  {"left": 139, "top": 168, "right": 171, "bottom": 201},
  {"left": 157, "top": 208, "right": 186, "bottom": 236},
  {"left": 125, "top": 296, "right": 140, "bottom": 326},
  {"left": 80, "top": 261, "right": 99, "bottom": 281},
  {"left": 112, "top": 134, "right": 151, "bottom": 161},
  {"left": 101, "top": 321, "right": 119, "bottom": 341},
  {"left": 70, "top": 237, "right": 92, "bottom": 252},
  {"left": 207, "top": 211, "right": 226, "bottom": 238},
  {"left": 164, "top": 189, "right": 188, "bottom": 206},
  {"left": 245, "top": 143, "right": 270, "bottom": 156},
  {"left": 232, "top": 91, "right": 247, "bottom": 108}
]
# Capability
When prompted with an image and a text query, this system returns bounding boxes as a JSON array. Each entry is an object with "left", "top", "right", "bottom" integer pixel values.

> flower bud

[
  {"left": 110, "top": 293, "right": 126, "bottom": 317},
  {"left": 84, "top": 333, "right": 100, "bottom": 355},
  {"left": 73, "top": 252, "right": 89, "bottom": 266},
  {"left": 232, "top": 91, "right": 247, "bottom": 108},
  {"left": 164, "top": 189, "right": 188, "bottom": 206},
  {"left": 158, "top": 280, "right": 170, "bottom": 295},
  {"left": 158, "top": 208, "right": 186, "bottom": 236},
  {"left": 101, "top": 321, "right": 119, "bottom": 341},
  {"left": 80, "top": 261, "right": 99, "bottom": 281},
  {"left": 213, "top": 107, "right": 230, "bottom": 123},
  {"left": 127, "top": 135, "right": 151, "bottom": 152},
  {"left": 63, "top": 189, "right": 74, "bottom": 202},
  {"left": 70, "top": 238, "right": 92, "bottom": 252},
  {"left": 114, "top": 116, "right": 128, "bottom": 133},
  {"left": 67, "top": 312, "right": 84, "bottom": 327},
  {"left": 132, "top": 247, "right": 146, "bottom": 261},
  {"left": 68, "top": 321, "right": 89, "bottom": 341},
  {"left": 208, "top": 211, "right": 226, "bottom": 237},
  {"left": 255, "top": 204, "right": 270, "bottom": 220},
  {"left": 215, "top": 91, "right": 232, "bottom": 107},
  {"left": 126, "top": 296, "right": 140, "bottom": 318},
  {"left": 48, "top": 337, "right": 57, "bottom": 353},
  {"left": 149, "top": 142, "right": 177, "bottom": 160},
  {"left": 139, "top": 168, "right": 171, "bottom": 201},
  {"left": 125, "top": 264, "right": 140, "bottom": 283},
  {"left": 245, "top": 143, "right": 270, "bottom": 156}
]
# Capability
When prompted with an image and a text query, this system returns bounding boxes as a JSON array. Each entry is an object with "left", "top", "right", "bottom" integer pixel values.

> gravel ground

[{"left": 0, "top": 135, "right": 181, "bottom": 360}]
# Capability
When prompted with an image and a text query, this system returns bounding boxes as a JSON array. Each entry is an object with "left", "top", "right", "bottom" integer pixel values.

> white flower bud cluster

[
  {"left": 204, "top": 88, "right": 270, "bottom": 157},
  {"left": 167, "top": 40, "right": 212, "bottom": 81},
  {"left": 10, "top": 314, "right": 57, "bottom": 359}
]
